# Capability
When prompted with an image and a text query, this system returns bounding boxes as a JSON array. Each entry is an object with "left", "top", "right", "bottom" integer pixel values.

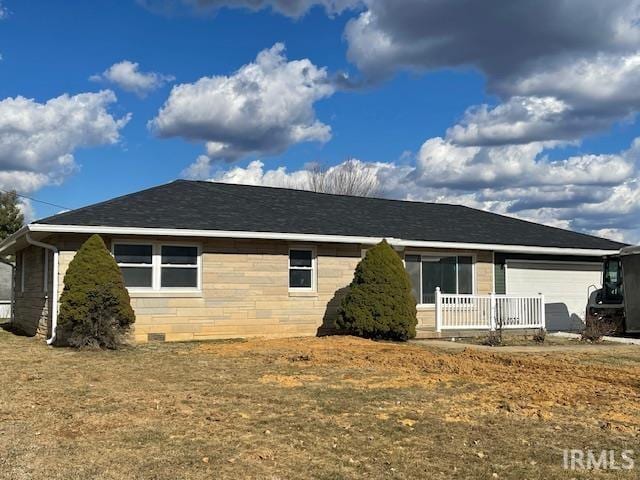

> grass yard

[{"left": 0, "top": 330, "right": 639, "bottom": 479}]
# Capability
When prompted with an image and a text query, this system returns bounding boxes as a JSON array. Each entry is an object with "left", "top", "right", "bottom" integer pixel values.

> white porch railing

[
  {"left": 0, "top": 300, "right": 11, "bottom": 320},
  {"left": 434, "top": 287, "right": 545, "bottom": 332}
]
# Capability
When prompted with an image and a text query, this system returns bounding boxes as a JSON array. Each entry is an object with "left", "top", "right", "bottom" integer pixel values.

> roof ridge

[{"left": 178, "top": 179, "right": 465, "bottom": 208}]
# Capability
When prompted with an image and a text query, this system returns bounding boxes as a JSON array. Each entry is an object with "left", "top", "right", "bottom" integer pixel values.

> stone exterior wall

[
  {"left": 28, "top": 234, "right": 495, "bottom": 343},
  {"left": 54, "top": 235, "right": 362, "bottom": 343},
  {"left": 13, "top": 245, "right": 53, "bottom": 336}
]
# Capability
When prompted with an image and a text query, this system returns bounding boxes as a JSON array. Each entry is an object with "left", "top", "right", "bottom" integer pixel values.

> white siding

[{"left": 506, "top": 261, "right": 602, "bottom": 331}]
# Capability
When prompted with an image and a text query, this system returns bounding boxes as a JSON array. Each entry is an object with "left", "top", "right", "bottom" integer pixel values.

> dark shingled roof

[{"left": 36, "top": 180, "right": 626, "bottom": 250}]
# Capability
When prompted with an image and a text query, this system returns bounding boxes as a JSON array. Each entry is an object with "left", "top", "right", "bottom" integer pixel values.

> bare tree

[
  {"left": 305, "top": 162, "right": 328, "bottom": 193},
  {"left": 305, "top": 159, "right": 379, "bottom": 197}
]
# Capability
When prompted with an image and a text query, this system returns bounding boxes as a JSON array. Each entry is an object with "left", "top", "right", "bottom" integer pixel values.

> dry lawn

[{"left": 0, "top": 330, "right": 639, "bottom": 479}]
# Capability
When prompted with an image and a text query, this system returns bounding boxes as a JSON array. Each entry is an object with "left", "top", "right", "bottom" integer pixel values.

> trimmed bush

[
  {"left": 336, "top": 240, "right": 417, "bottom": 341},
  {"left": 57, "top": 234, "right": 135, "bottom": 348}
]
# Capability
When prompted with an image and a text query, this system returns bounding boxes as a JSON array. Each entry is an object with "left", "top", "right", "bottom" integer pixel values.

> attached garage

[{"left": 505, "top": 260, "right": 602, "bottom": 331}]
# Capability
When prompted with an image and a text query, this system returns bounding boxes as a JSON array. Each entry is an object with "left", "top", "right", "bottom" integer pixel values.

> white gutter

[
  {"left": 17, "top": 223, "right": 621, "bottom": 257},
  {"left": 620, "top": 245, "right": 640, "bottom": 256},
  {"left": 25, "top": 233, "right": 59, "bottom": 345}
]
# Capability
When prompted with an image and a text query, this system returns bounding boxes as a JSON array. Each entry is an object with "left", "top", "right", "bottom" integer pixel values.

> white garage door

[{"left": 506, "top": 261, "right": 602, "bottom": 331}]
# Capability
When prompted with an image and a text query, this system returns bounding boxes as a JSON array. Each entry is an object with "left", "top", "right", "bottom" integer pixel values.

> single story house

[{"left": 0, "top": 180, "right": 625, "bottom": 343}]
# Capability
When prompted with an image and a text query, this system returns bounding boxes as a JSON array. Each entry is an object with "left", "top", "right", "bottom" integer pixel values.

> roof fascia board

[
  {"left": 620, "top": 245, "right": 640, "bottom": 256},
  {"left": 0, "top": 225, "right": 30, "bottom": 254},
  {"left": 22, "top": 223, "right": 620, "bottom": 257}
]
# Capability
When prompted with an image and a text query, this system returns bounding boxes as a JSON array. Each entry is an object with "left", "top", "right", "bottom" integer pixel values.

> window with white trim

[
  {"left": 405, "top": 254, "right": 473, "bottom": 304},
  {"left": 114, "top": 242, "right": 200, "bottom": 291},
  {"left": 161, "top": 245, "right": 198, "bottom": 288},
  {"left": 289, "top": 249, "right": 315, "bottom": 291},
  {"left": 114, "top": 244, "right": 154, "bottom": 288}
]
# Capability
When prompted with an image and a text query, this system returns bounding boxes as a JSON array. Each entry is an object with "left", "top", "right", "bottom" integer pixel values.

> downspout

[{"left": 25, "top": 233, "right": 59, "bottom": 345}]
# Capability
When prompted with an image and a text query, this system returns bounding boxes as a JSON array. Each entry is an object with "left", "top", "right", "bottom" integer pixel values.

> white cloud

[
  {"left": 209, "top": 157, "right": 389, "bottom": 193},
  {"left": 211, "top": 159, "right": 311, "bottom": 188},
  {"left": 152, "top": 43, "right": 335, "bottom": 164},
  {"left": 146, "top": 1, "right": 640, "bottom": 148},
  {"left": 446, "top": 97, "right": 575, "bottom": 146},
  {"left": 345, "top": 0, "right": 640, "bottom": 80},
  {"left": 340, "top": 1, "right": 640, "bottom": 146},
  {"left": 91, "top": 60, "right": 174, "bottom": 97},
  {"left": 138, "top": 0, "right": 360, "bottom": 18},
  {"left": 447, "top": 53, "right": 640, "bottom": 145},
  {"left": 0, "top": 2, "right": 8, "bottom": 20},
  {"left": 412, "top": 137, "right": 634, "bottom": 189},
  {"left": 505, "top": 53, "right": 640, "bottom": 105},
  {"left": 0, "top": 90, "right": 130, "bottom": 194}
]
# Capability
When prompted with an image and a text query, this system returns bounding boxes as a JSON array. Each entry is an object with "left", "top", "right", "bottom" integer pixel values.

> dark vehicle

[
  {"left": 587, "top": 247, "right": 640, "bottom": 333},
  {"left": 620, "top": 247, "right": 640, "bottom": 333}
]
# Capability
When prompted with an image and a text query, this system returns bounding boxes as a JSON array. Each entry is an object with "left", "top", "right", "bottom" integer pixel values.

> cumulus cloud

[
  {"left": 210, "top": 157, "right": 391, "bottom": 194},
  {"left": 340, "top": 0, "right": 640, "bottom": 145},
  {"left": 91, "top": 60, "right": 174, "bottom": 97},
  {"left": 138, "top": 0, "right": 360, "bottom": 18},
  {"left": 146, "top": 1, "right": 640, "bottom": 147},
  {"left": 211, "top": 159, "right": 311, "bottom": 187},
  {"left": 412, "top": 138, "right": 634, "bottom": 190},
  {"left": 446, "top": 97, "right": 582, "bottom": 146},
  {"left": 345, "top": 0, "right": 640, "bottom": 80},
  {"left": 152, "top": 43, "right": 334, "bottom": 165},
  {"left": 0, "top": 90, "right": 130, "bottom": 193},
  {"left": 448, "top": 53, "right": 640, "bottom": 145}
]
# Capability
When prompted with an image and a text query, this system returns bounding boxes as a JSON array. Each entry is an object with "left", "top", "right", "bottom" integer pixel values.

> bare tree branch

[{"left": 304, "top": 159, "right": 379, "bottom": 197}]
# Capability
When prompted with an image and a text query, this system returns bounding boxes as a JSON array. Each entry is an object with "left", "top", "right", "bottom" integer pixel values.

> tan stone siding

[
  {"left": 53, "top": 235, "right": 362, "bottom": 343},
  {"left": 13, "top": 245, "right": 53, "bottom": 336},
  {"left": 25, "top": 234, "right": 496, "bottom": 342}
]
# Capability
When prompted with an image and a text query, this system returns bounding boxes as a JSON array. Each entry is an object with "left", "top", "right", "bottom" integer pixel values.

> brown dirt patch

[
  {"left": 200, "top": 336, "right": 640, "bottom": 432},
  {"left": 1, "top": 332, "right": 639, "bottom": 479}
]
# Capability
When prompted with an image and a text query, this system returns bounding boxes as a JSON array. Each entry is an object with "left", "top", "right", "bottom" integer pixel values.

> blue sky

[{"left": 1, "top": 0, "right": 640, "bottom": 242}]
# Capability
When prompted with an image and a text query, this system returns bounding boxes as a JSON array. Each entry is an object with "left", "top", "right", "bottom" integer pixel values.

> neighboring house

[
  {"left": 0, "top": 180, "right": 625, "bottom": 343},
  {"left": 0, "top": 260, "right": 13, "bottom": 320}
]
